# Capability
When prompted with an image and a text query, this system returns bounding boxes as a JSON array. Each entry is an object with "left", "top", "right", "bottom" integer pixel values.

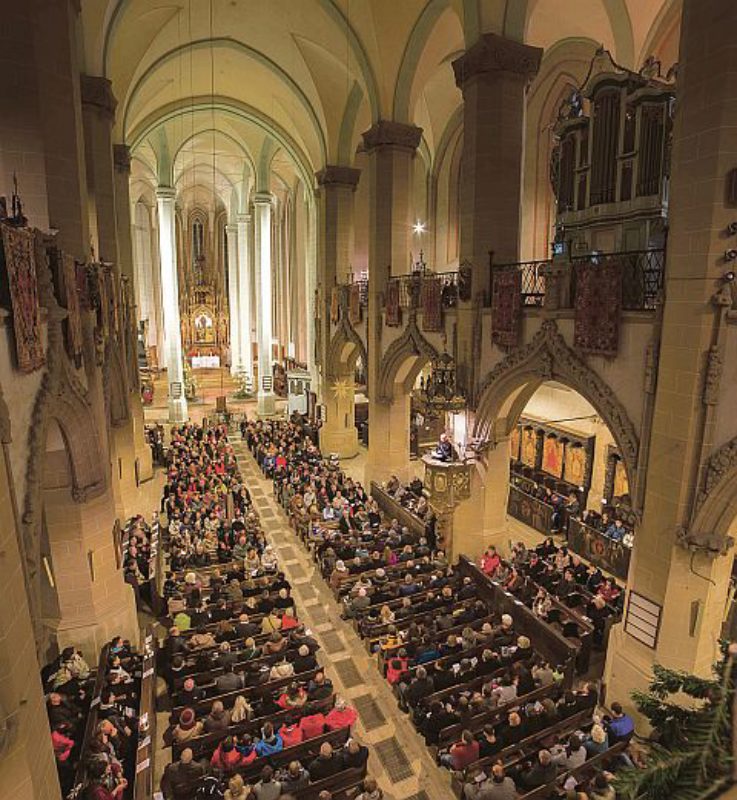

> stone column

[
  {"left": 253, "top": 192, "right": 275, "bottom": 415},
  {"left": 80, "top": 74, "right": 118, "bottom": 264},
  {"left": 237, "top": 212, "right": 254, "bottom": 379},
  {"left": 156, "top": 187, "right": 188, "bottom": 422},
  {"left": 0, "top": 415, "right": 59, "bottom": 800},
  {"left": 452, "top": 35, "right": 541, "bottom": 393},
  {"left": 113, "top": 144, "right": 135, "bottom": 282},
  {"left": 225, "top": 223, "right": 241, "bottom": 373},
  {"left": 604, "top": 0, "right": 737, "bottom": 715},
  {"left": 362, "top": 121, "right": 422, "bottom": 481},
  {"left": 315, "top": 166, "right": 360, "bottom": 457}
]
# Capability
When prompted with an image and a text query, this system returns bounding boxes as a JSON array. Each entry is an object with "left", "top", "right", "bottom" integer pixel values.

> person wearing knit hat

[{"left": 172, "top": 707, "right": 204, "bottom": 743}]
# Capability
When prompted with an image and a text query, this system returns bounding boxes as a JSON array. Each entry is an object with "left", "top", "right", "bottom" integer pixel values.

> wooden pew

[{"left": 133, "top": 628, "right": 157, "bottom": 800}]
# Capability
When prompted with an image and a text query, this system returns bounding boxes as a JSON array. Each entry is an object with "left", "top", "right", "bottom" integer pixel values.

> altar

[{"left": 191, "top": 354, "right": 220, "bottom": 369}]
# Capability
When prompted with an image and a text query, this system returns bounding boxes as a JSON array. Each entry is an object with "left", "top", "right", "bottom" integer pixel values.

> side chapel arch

[
  {"left": 473, "top": 320, "right": 640, "bottom": 503},
  {"left": 326, "top": 317, "right": 368, "bottom": 382}
]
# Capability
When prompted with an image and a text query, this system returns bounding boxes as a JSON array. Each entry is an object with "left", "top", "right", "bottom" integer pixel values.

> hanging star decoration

[{"left": 331, "top": 379, "right": 354, "bottom": 400}]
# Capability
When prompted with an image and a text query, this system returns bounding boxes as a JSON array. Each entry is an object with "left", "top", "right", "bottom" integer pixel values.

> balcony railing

[
  {"left": 571, "top": 248, "right": 665, "bottom": 310},
  {"left": 488, "top": 248, "right": 665, "bottom": 312}
]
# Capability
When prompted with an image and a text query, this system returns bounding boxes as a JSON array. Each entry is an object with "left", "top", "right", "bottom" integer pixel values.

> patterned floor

[{"left": 231, "top": 434, "right": 454, "bottom": 800}]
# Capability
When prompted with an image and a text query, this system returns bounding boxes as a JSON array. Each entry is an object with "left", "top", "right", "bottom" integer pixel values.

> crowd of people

[
  {"left": 44, "top": 637, "right": 142, "bottom": 799},
  {"left": 242, "top": 415, "right": 640, "bottom": 800},
  {"left": 155, "top": 422, "right": 380, "bottom": 800}
]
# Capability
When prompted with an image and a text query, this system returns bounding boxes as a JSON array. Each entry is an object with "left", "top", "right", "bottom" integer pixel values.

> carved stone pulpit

[{"left": 422, "top": 454, "right": 473, "bottom": 558}]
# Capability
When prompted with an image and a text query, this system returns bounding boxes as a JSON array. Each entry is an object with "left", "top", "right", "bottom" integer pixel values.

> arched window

[{"left": 192, "top": 218, "right": 204, "bottom": 261}]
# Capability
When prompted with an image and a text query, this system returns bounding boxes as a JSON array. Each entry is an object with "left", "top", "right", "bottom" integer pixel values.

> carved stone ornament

[
  {"left": 474, "top": 319, "right": 639, "bottom": 492},
  {"left": 376, "top": 316, "right": 440, "bottom": 402},
  {"left": 694, "top": 435, "right": 737, "bottom": 514},
  {"left": 362, "top": 120, "right": 423, "bottom": 153},
  {"left": 315, "top": 165, "right": 361, "bottom": 189},
  {"left": 644, "top": 340, "right": 659, "bottom": 395},
  {"left": 80, "top": 74, "right": 117, "bottom": 120},
  {"left": 452, "top": 33, "right": 543, "bottom": 89},
  {"left": 675, "top": 525, "right": 734, "bottom": 558},
  {"left": 326, "top": 315, "right": 368, "bottom": 385},
  {"left": 703, "top": 345, "right": 723, "bottom": 406}
]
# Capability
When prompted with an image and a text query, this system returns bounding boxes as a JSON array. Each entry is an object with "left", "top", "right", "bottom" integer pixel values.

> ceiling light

[{"left": 413, "top": 220, "right": 426, "bottom": 235}]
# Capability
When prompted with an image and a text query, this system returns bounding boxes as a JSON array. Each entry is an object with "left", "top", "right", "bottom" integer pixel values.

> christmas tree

[{"left": 614, "top": 644, "right": 735, "bottom": 800}]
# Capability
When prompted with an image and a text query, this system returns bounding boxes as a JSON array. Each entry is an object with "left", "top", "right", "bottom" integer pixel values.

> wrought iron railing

[
  {"left": 571, "top": 248, "right": 665, "bottom": 310},
  {"left": 489, "top": 259, "right": 550, "bottom": 307}
]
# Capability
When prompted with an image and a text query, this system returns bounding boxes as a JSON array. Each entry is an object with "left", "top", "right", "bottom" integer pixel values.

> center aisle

[{"left": 230, "top": 434, "right": 451, "bottom": 800}]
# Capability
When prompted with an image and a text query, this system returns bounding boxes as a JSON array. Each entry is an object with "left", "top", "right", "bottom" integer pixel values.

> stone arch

[
  {"left": 326, "top": 318, "right": 367, "bottom": 382},
  {"left": 691, "top": 437, "right": 737, "bottom": 548},
  {"left": 105, "top": 341, "right": 130, "bottom": 428},
  {"left": 474, "top": 319, "right": 639, "bottom": 499},
  {"left": 376, "top": 316, "right": 440, "bottom": 402}
]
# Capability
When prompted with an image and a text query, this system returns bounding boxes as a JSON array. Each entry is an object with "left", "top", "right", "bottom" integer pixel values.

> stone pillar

[
  {"left": 362, "top": 121, "right": 422, "bottom": 482},
  {"left": 237, "top": 212, "right": 254, "bottom": 379},
  {"left": 156, "top": 187, "right": 188, "bottom": 422},
  {"left": 225, "top": 223, "right": 241, "bottom": 373},
  {"left": 605, "top": 0, "right": 737, "bottom": 715},
  {"left": 33, "top": 0, "right": 90, "bottom": 257},
  {"left": 253, "top": 192, "right": 275, "bottom": 415},
  {"left": 452, "top": 35, "right": 541, "bottom": 393},
  {"left": 315, "top": 166, "right": 360, "bottom": 457},
  {"left": 113, "top": 144, "right": 135, "bottom": 282},
  {"left": 80, "top": 74, "right": 118, "bottom": 264},
  {"left": 0, "top": 429, "right": 59, "bottom": 800}
]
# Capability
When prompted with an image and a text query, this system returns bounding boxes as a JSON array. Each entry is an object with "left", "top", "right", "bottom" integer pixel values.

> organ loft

[{"left": 1, "top": 2, "right": 737, "bottom": 800}]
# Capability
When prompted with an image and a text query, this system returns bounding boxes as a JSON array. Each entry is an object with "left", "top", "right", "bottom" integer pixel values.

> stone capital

[
  {"left": 315, "top": 165, "right": 361, "bottom": 189},
  {"left": 236, "top": 212, "right": 252, "bottom": 225},
  {"left": 155, "top": 186, "right": 176, "bottom": 202},
  {"left": 113, "top": 144, "right": 131, "bottom": 174},
  {"left": 361, "top": 120, "right": 423, "bottom": 153},
  {"left": 225, "top": 223, "right": 238, "bottom": 234},
  {"left": 252, "top": 191, "right": 275, "bottom": 206},
  {"left": 80, "top": 74, "right": 117, "bottom": 120},
  {"left": 452, "top": 33, "right": 542, "bottom": 89}
]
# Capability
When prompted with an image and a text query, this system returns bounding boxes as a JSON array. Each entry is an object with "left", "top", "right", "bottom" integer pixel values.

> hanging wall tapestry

[
  {"left": 330, "top": 287, "right": 339, "bottom": 324},
  {"left": 385, "top": 280, "right": 401, "bottom": 326},
  {"left": 421, "top": 277, "right": 442, "bottom": 332},
  {"left": 543, "top": 435, "right": 564, "bottom": 478},
  {"left": 491, "top": 267, "right": 522, "bottom": 348},
  {"left": 62, "top": 253, "right": 83, "bottom": 367},
  {"left": 0, "top": 224, "right": 45, "bottom": 372},
  {"left": 348, "top": 283, "right": 362, "bottom": 325},
  {"left": 574, "top": 260, "right": 622, "bottom": 356}
]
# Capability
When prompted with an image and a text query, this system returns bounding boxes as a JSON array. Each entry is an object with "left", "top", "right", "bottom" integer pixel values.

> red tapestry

[
  {"left": 543, "top": 435, "right": 564, "bottom": 478},
  {"left": 421, "top": 277, "right": 442, "bottom": 332},
  {"left": 62, "top": 254, "right": 83, "bottom": 367},
  {"left": 491, "top": 268, "right": 522, "bottom": 348},
  {"left": 385, "top": 280, "right": 401, "bottom": 327},
  {"left": 330, "top": 287, "right": 339, "bottom": 324},
  {"left": 348, "top": 283, "right": 361, "bottom": 325},
  {"left": 574, "top": 260, "right": 622, "bottom": 356},
  {"left": 1, "top": 224, "right": 45, "bottom": 373}
]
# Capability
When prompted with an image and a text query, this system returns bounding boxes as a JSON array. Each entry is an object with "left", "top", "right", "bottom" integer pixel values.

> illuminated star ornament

[
  {"left": 413, "top": 220, "right": 427, "bottom": 235},
  {"left": 331, "top": 379, "right": 353, "bottom": 400}
]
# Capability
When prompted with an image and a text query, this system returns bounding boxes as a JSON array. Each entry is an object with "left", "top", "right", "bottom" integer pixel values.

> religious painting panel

[
  {"left": 510, "top": 426, "right": 521, "bottom": 461},
  {"left": 521, "top": 427, "right": 538, "bottom": 468},
  {"left": 542, "top": 435, "right": 564, "bottom": 478},
  {"left": 564, "top": 443, "right": 587, "bottom": 487},
  {"left": 330, "top": 287, "right": 340, "bottom": 324},
  {"left": 62, "top": 254, "right": 83, "bottom": 367},
  {"left": 0, "top": 224, "right": 45, "bottom": 372},
  {"left": 613, "top": 458, "right": 629, "bottom": 500}
]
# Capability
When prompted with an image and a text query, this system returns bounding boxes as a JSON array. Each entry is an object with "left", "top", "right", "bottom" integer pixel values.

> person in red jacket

[
  {"left": 386, "top": 654, "right": 409, "bottom": 685},
  {"left": 278, "top": 719, "right": 304, "bottom": 747},
  {"left": 51, "top": 724, "right": 75, "bottom": 762},
  {"left": 299, "top": 710, "right": 326, "bottom": 739},
  {"left": 480, "top": 546, "right": 501, "bottom": 577},
  {"left": 325, "top": 698, "right": 358, "bottom": 730},
  {"left": 439, "top": 729, "right": 480, "bottom": 770},
  {"left": 210, "top": 737, "right": 244, "bottom": 774}
]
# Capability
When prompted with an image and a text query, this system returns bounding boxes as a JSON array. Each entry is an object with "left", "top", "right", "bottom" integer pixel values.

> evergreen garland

[{"left": 614, "top": 645, "right": 735, "bottom": 800}]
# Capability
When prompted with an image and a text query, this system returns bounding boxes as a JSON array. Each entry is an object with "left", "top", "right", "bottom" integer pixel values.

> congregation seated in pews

[{"left": 44, "top": 636, "right": 144, "bottom": 800}]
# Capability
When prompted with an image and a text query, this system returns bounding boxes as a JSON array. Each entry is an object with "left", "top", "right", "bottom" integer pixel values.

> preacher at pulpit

[{"left": 433, "top": 432, "right": 458, "bottom": 463}]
